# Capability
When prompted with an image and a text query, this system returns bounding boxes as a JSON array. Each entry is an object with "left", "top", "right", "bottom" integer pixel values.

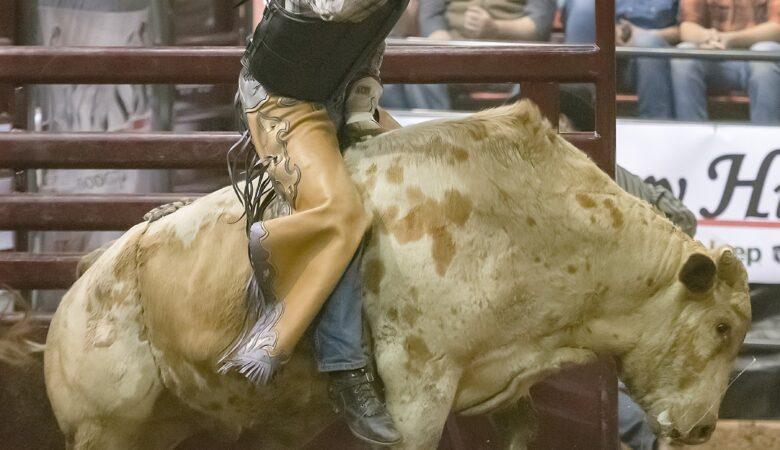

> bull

[{"left": 43, "top": 101, "right": 750, "bottom": 449}]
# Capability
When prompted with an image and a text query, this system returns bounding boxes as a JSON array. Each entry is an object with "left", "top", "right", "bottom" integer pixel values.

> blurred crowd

[{"left": 385, "top": 0, "right": 780, "bottom": 124}]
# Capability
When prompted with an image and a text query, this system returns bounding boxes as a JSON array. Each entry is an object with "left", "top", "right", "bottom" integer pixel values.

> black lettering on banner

[
  {"left": 774, "top": 246, "right": 780, "bottom": 264},
  {"left": 776, "top": 185, "right": 780, "bottom": 219},
  {"left": 701, "top": 149, "right": 780, "bottom": 219},
  {"left": 733, "top": 246, "right": 762, "bottom": 266}
]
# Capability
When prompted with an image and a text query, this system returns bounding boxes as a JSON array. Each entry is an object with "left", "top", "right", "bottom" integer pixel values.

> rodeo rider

[{"left": 220, "top": 0, "right": 408, "bottom": 445}]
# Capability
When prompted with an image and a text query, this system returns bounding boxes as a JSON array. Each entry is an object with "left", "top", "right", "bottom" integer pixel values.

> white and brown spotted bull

[{"left": 43, "top": 101, "right": 750, "bottom": 449}]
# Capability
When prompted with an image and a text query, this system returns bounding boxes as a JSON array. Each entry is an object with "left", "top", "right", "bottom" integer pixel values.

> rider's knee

[{"left": 320, "top": 193, "right": 372, "bottom": 243}]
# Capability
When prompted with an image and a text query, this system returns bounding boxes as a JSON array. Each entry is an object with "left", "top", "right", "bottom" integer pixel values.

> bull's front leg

[{"left": 375, "top": 343, "right": 461, "bottom": 449}]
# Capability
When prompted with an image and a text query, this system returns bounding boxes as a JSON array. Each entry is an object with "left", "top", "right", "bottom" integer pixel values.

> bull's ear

[
  {"left": 679, "top": 253, "right": 717, "bottom": 294},
  {"left": 716, "top": 248, "right": 747, "bottom": 288}
]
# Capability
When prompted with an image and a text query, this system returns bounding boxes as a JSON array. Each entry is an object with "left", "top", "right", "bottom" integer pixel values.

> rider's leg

[
  {"left": 241, "top": 90, "right": 372, "bottom": 363},
  {"left": 236, "top": 74, "right": 401, "bottom": 445},
  {"left": 313, "top": 244, "right": 403, "bottom": 444},
  {"left": 313, "top": 244, "right": 367, "bottom": 373},
  {"left": 310, "top": 76, "right": 403, "bottom": 445}
]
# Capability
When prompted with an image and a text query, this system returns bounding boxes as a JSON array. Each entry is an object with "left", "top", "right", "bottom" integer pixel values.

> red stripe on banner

[{"left": 698, "top": 219, "right": 780, "bottom": 229}]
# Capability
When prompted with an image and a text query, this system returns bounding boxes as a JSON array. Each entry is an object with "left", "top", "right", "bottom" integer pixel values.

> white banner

[{"left": 617, "top": 121, "right": 780, "bottom": 284}]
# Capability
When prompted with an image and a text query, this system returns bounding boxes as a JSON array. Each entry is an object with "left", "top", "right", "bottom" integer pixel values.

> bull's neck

[{"left": 571, "top": 199, "right": 692, "bottom": 356}]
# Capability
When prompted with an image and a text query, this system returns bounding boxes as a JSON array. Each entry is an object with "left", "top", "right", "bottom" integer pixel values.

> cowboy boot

[
  {"left": 344, "top": 75, "right": 384, "bottom": 140},
  {"left": 329, "top": 368, "right": 403, "bottom": 446}
]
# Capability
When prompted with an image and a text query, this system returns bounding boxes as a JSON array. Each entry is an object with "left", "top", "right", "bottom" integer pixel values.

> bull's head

[{"left": 618, "top": 247, "right": 750, "bottom": 445}]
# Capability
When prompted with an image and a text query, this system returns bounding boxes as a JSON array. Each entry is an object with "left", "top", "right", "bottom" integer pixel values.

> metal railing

[{"left": 617, "top": 46, "right": 780, "bottom": 62}]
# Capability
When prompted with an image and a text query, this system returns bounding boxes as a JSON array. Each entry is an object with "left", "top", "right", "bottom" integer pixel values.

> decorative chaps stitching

[{"left": 220, "top": 93, "right": 303, "bottom": 385}]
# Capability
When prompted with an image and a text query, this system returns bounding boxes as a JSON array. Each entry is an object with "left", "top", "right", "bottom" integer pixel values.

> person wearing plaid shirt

[
  {"left": 222, "top": 0, "right": 407, "bottom": 445},
  {"left": 560, "top": 0, "right": 681, "bottom": 119},
  {"left": 672, "top": 0, "right": 780, "bottom": 123}
]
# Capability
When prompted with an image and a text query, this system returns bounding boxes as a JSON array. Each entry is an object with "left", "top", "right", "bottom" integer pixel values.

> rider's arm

[{"left": 616, "top": 165, "right": 697, "bottom": 237}]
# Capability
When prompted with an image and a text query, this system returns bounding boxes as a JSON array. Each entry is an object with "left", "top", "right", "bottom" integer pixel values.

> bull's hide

[{"left": 44, "top": 101, "right": 750, "bottom": 449}]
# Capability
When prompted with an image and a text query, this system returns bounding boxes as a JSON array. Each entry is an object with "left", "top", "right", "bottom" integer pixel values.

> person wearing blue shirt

[{"left": 561, "top": 0, "right": 680, "bottom": 120}]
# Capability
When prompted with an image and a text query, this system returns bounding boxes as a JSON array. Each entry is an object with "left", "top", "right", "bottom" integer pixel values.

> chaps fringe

[{"left": 219, "top": 96, "right": 287, "bottom": 384}]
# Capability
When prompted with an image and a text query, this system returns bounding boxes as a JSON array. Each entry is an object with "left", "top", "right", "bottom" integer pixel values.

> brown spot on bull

[
  {"left": 453, "top": 148, "right": 469, "bottom": 162},
  {"left": 527, "top": 217, "right": 537, "bottom": 227},
  {"left": 394, "top": 204, "right": 428, "bottom": 243},
  {"left": 603, "top": 198, "right": 625, "bottom": 229},
  {"left": 387, "top": 308, "right": 399, "bottom": 321},
  {"left": 406, "top": 186, "right": 425, "bottom": 203},
  {"left": 378, "top": 205, "right": 399, "bottom": 234},
  {"left": 364, "top": 259, "right": 385, "bottom": 295},
  {"left": 443, "top": 190, "right": 473, "bottom": 227},
  {"left": 386, "top": 164, "right": 404, "bottom": 184},
  {"left": 404, "top": 335, "right": 433, "bottom": 373},
  {"left": 576, "top": 193, "right": 597, "bottom": 209},
  {"left": 464, "top": 123, "right": 488, "bottom": 141},
  {"left": 431, "top": 228, "right": 456, "bottom": 276},
  {"left": 402, "top": 305, "right": 422, "bottom": 327},
  {"left": 382, "top": 189, "right": 471, "bottom": 276},
  {"left": 365, "top": 163, "right": 378, "bottom": 176},
  {"left": 363, "top": 174, "right": 377, "bottom": 193},
  {"left": 567, "top": 265, "right": 578, "bottom": 274}
]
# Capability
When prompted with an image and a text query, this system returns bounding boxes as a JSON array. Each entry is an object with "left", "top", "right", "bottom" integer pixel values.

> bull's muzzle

[{"left": 670, "top": 423, "right": 715, "bottom": 445}]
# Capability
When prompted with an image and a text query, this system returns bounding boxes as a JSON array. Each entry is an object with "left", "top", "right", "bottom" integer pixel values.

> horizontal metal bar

[
  {"left": 0, "top": 133, "right": 235, "bottom": 169},
  {"left": 0, "top": 45, "right": 602, "bottom": 84},
  {"left": 0, "top": 131, "right": 602, "bottom": 169},
  {"left": 616, "top": 46, "right": 780, "bottom": 62},
  {"left": 0, "top": 134, "right": 600, "bottom": 288},
  {"left": 0, "top": 194, "right": 197, "bottom": 230},
  {"left": 0, "top": 253, "right": 80, "bottom": 290}
]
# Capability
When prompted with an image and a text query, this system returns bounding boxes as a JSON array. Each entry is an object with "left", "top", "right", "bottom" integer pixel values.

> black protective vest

[{"left": 244, "top": 0, "right": 408, "bottom": 104}]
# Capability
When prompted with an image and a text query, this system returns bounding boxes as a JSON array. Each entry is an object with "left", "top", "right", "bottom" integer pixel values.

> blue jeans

[
  {"left": 561, "top": 0, "right": 674, "bottom": 119},
  {"left": 313, "top": 244, "right": 367, "bottom": 372},
  {"left": 618, "top": 384, "right": 657, "bottom": 450},
  {"left": 671, "top": 41, "right": 780, "bottom": 124}
]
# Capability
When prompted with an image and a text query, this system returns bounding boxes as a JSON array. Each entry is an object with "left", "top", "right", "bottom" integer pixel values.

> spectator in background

[
  {"left": 391, "top": 0, "right": 555, "bottom": 111},
  {"left": 561, "top": 0, "right": 680, "bottom": 119},
  {"left": 380, "top": 0, "right": 454, "bottom": 110},
  {"left": 672, "top": 0, "right": 780, "bottom": 124},
  {"left": 420, "top": 0, "right": 557, "bottom": 42}
]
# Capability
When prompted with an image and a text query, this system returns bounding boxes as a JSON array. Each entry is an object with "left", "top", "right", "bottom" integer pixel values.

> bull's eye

[{"left": 716, "top": 322, "right": 731, "bottom": 335}]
